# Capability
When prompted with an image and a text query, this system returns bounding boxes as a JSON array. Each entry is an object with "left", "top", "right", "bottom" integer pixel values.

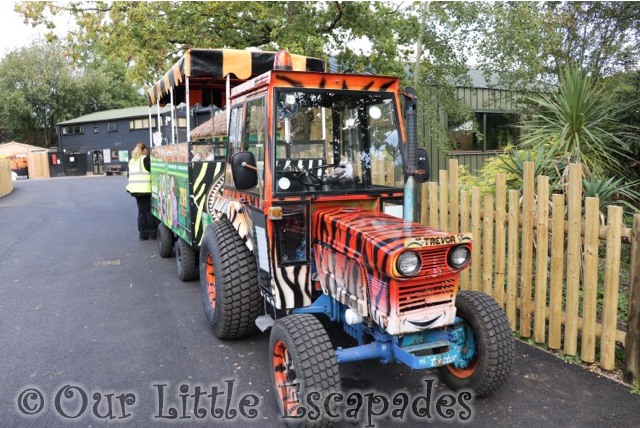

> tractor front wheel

[
  {"left": 437, "top": 290, "right": 514, "bottom": 396},
  {"left": 269, "top": 314, "right": 340, "bottom": 427},
  {"left": 198, "top": 221, "right": 262, "bottom": 339}
]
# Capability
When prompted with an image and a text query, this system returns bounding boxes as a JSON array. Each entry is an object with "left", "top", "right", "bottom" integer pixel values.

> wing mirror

[{"left": 230, "top": 151, "right": 258, "bottom": 191}]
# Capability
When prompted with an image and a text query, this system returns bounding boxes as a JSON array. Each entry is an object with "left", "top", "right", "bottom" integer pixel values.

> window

[
  {"left": 449, "top": 112, "right": 518, "bottom": 152},
  {"left": 62, "top": 125, "right": 84, "bottom": 135},
  {"left": 224, "top": 106, "right": 244, "bottom": 184},
  {"left": 274, "top": 89, "right": 404, "bottom": 194},
  {"left": 108, "top": 122, "right": 118, "bottom": 132},
  {"left": 244, "top": 97, "right": 266, "bottom": 179},
  {"left": 177, "top": 117, "right": 187, "bottom": 128},
  {"left": 129, "top": 117, "right": 156, "bottom": 130},
  {"left": 93, "top": 124, "right": 98, "bottom": 133}
]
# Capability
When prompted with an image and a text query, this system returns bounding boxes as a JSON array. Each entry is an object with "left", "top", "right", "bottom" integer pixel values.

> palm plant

[
  {"left": 582, "top": 176, "right": 640, "bottom": 214},
  {"left": 518, "top": 66, "right": 635, "bottom": 179}
]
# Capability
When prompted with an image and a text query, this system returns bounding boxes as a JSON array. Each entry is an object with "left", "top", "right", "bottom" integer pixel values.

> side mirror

[
  {"left": 230, "top": 151, "right": 258, "bottom": 191},
  {"left": 415, "top": 148, "right": 430, "bottom": 183}
]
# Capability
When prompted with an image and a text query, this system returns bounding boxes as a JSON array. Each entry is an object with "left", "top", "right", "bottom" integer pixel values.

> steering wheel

[{"left": 297, "top": 164, "right": 341, "bottom": 186}]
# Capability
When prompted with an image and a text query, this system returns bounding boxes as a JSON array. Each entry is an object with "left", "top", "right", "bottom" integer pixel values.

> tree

[
  {"left": 0, "top": 40, "right": 145, "bottom": 147},
  {"left": 474, "top": 2, "right": 640, "bottom": 89},
  {"left": 16, "top": 1, "right": 417, "bottom": 85}
]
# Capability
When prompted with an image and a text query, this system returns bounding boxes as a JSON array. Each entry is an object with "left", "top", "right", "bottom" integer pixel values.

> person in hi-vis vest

[{"left": 126, "top": 143, "right": 158, "bottom": 240}]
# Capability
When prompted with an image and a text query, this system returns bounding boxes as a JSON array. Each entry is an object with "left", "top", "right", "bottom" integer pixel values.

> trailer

[{"left": 147, "top": 48, "right": 513, "bottom": 425}]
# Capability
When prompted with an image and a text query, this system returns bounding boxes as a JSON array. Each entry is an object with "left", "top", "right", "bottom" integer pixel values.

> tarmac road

[{"left": 0, "top": 176, "right": 638, "bottom": 427}]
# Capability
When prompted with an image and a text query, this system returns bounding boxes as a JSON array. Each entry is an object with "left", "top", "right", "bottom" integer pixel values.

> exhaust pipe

[{"left": 403, "top": 87, "right": 418, "bottom": 222}]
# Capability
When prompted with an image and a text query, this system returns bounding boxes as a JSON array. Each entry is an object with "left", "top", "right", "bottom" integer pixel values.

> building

[
  {"left": 56, "top": 104, "right": 214, "bottom": 173},
  {"left": 423, "top": 70, "right": 522, "bottom": 177}
]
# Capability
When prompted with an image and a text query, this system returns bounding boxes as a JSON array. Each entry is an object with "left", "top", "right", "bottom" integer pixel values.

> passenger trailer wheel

[
  {"left": 176, "top": 238, "right": 198, "bottom": 281},
  {"left": 437, "top": 290, "right": 514, "bottom": 396},
  {"left": 269, "top": 314, "right": 340, "bottom": 427},
  {"left": 198, "top": 221, "right": 262, "bottom": 339},
  {"left": 157, "top": 223, "right": 174, "bottom": 258}
]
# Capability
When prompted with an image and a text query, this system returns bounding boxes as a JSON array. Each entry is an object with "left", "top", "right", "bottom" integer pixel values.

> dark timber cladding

[{"left": 148, "top": 49, "right": 326, "bottom": 108}]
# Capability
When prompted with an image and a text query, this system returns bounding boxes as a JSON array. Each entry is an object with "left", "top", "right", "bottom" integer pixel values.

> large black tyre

[
  {"left": 176, "top": 238, "right": 198, "bottom": 281},
  {"left": 198, "top": 221, "right": 262, "bottom": 339},
  {"left": 269, "top": 314, "right": 341, "bottom": 427},
  {"left": 157, "top": 223, "right": 174, "bottom": 258},
  {"left": 437, "top": 290, "right": 514, "bottom": 396}
]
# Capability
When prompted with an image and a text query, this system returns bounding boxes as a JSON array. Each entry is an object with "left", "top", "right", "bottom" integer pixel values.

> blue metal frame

[{"left": 292, "top": 294, "right": 477, "bottom": 370}]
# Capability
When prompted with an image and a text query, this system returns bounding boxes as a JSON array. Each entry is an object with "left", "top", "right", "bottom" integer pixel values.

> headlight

[
  {"left": 448, "top": 245, "right": 471, "bottom": 269},
  {"left": 396, "top": 251, "right": 421, "bottom": 276}
]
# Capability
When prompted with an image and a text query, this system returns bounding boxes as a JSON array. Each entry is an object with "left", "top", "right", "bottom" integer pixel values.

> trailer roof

[{"left": 147, "top": 49, "right": 325, "bottom": 108}]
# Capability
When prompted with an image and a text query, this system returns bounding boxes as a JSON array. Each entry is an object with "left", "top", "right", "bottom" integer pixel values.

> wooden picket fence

[
  {"left": 0, "top": 158, "right": 13, "bottom": 197},
  {"left": 421, "top": 159, "right": 639, "bottom": 378}
]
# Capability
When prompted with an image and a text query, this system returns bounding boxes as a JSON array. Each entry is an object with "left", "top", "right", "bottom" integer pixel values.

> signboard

[
  {"left": 103, "top": 149, "right": 111, "bottom": 163},
  {"left": 118, "top": 150, "right": 129, "bottom": 162}
]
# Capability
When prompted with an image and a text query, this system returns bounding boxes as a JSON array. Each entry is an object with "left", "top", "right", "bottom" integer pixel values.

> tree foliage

[
  {"left": 0, "top": 41, "right": 145, "bottom": 147},
  {"left": 474, "top": 2, "right": 640, "bottom": 89},
  {"left": 16, "top": 1, "right": 418, "bottom": 85}
]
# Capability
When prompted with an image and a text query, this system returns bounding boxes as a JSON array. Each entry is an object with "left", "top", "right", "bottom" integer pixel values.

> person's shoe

[{"left": 139, "top": 235, "right": 149, "bottom": 241}]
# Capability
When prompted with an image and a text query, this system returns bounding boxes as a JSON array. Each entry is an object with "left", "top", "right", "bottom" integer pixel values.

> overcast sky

[{"left": 0, "top": 1, "right": 74, "bottom": 55}]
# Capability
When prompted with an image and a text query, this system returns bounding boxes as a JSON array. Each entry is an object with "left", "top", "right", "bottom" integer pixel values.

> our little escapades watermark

[{"left": 15, "top": 378, "right": 475, "bottom": 426}]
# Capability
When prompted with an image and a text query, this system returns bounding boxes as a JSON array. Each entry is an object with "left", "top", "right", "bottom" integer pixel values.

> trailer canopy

[{"left": 147, "top": 49, "right": 325, "bottom": 107}]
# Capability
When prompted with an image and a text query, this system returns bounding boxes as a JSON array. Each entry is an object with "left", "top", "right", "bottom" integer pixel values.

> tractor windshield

[{"left": 274, "top": 89, "right": 404, "bottom": 194}]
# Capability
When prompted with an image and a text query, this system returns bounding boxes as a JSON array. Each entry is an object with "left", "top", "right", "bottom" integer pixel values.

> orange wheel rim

[
  {"left": 446, "top": 313, "right": 478, "bottom": 378},
  {"left": 446, "top": 356, "right": 478, "bottom": 378},
  {"left": 206, "top": 254, "right": 216, "bottom": 309},
  {"left": 273, "top": 340, "right": 300, "bottom": 416}
]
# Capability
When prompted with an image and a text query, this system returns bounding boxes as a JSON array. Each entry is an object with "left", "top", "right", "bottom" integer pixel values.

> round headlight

[
  {"left": 396, "top": 251, "right": 421, "bottom": 276},
  {"left": 448, "top": 245, "right": 471, "bottom": 269}
]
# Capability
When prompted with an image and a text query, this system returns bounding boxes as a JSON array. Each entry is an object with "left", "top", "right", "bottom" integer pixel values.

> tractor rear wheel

[
  {"left": 157, "top": 223, "right": 174, "bottom": 258},
  {"left": 198, "top": 221, "right": 262, "bottom": 339},
  {"left": 269, "top": 314, "right": 340, "bottom": 427},
  {"left": 176, "top": 238, "right": 198, "bottom": 281},
  {"left": 437, "top": 290, "right": 514, "bottom": 396}
]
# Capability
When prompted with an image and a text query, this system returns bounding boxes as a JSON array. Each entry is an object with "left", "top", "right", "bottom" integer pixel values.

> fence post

[
  {"left": 439, "top": 170, "right": 448, "bottom": 231},
  {"left": 471, "top": 187, "right": 482, "bottom": 292},
  {"left": 533, "top": 175, "right": 550, "bottom": 343},
  {"left": 459, "top": 190, "right": 471, "bottom": 290},
  {"left": 449, "top": 159, "right": 459, "bottom": 232},
  {"left": 429, "top": 182, "right": 439, "bottom": 228},
  {"left": 624, "top": 214, "right": 640, "bottom": 383},
  {"left": 520, "top": 162, "right": 535, "bottom": 337},
  {"left": 506, "top": 189, "right": 520, "bottom": 330},
  {"left": 601, "top": 205, "right": 623, "bottom": 370},
  {"left": 581, "top": 197, "right": 600, "bottom": 362},
  {"left": 565, "top": 163, "right": 583, "bottom": 355},
  {"left": 548, "top": 194, "right": 565, "bottom": 349},
  {"left": 494, "top": 174, "right": 507, "bottom": 308},
  {"left": 482, "top": 193, "right": 494, "bottom": 296}
]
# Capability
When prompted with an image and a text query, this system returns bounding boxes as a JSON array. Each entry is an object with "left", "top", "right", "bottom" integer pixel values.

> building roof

[
  {"left": 0, "top": 141, "right": 48, "bottom": 152},
  {"left": 57, "top": 105, "right": 171, "bottom": 126}
]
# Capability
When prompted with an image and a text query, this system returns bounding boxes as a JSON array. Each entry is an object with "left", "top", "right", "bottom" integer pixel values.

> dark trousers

[{"left": 135, "top": 194, "right": 158, "bottom": 238}]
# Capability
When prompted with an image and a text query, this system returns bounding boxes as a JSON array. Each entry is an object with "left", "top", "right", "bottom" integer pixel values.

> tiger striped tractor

[{"left": 147, "top": 48, "right": 514, "bottom": 423}]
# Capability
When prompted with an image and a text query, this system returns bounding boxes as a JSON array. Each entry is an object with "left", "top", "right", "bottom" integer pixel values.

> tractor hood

[{"left": 313, "top": 207, "right": 472, "bottom": 274}]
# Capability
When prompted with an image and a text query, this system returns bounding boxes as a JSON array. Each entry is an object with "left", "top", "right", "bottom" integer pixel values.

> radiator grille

[
  {"left": 418, "top": 247, "right": 450, "bottom": 275},
  {"left": 398, "top": 276, "right": 456, "bottom": 313}
]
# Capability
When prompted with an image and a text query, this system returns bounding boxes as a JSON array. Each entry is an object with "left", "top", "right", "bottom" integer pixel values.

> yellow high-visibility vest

[{"left": 126, "top": 156, "right": 151, "bottom": 193}]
